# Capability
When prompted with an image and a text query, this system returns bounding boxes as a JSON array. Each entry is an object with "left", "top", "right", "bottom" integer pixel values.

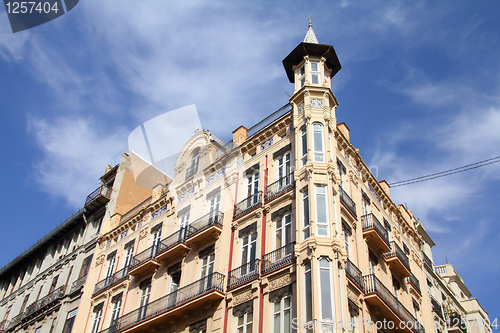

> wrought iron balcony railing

[
  {"left": 362, "top": 213, "right": 390, "bottom": 244},
  {"left": 156, "top": 228, "right": 188, "bottom": 254},
  {"left": 449, "top": 313, "right": 468, "bottom": 333},
  {"left": 339, "top": 186, "right": 356, "bottom": 217},
  {"left": 264, "top": 172, "right": 295, "bottom": 202},
  {"left": 70, "top": 274, "right": 88, "bottom": 294},
  {"left": 262, "top": 242, "right": 295, "bottom": 274},
  {"left": 384, "top": 241, "right": 410, "bottom": 270},
  {"left": 93, "top": 267, "right": 129, "bottom": 296},
  {"left": 345, "top": 259, "right": 364, "bottom": 291},
  {"left": 407, "top": 275, "right": 421, "bottom": 294},
  {"left": 99, "top": 272, "right": 225, "bottom": 333},
  {"left": 228, "top": 259, "right": 261, "bottom": 289},
  {"left": 422, "top": 252, "right": 434, "bottom": 270},
  {"left": 130, "top": 246, "right": 158, "bottom": 269},
  {"left": 85, "top": 185, "right": 111, "bottom": 206},
  {"left": 431, "top": 296, "right": 444, "bottom": 320},
  {"left": 24, "top": 285, "right": 66, "bottom": 319},
  {"left": 233, "top": 191, "right": 262, "bottom": 219},
  {"left": 186, "top": 211, "right": 223, "bottom": 239},
  {"left": 363, "top": 274, "right": 424, "bottom": 333}
]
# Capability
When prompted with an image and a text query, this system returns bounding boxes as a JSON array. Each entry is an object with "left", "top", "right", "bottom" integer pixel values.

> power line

[{"left": 388, "top": 155, "right": 500, "bottom": 187}]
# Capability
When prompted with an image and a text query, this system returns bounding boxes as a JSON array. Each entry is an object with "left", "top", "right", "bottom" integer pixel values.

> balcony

[
  {"left": 128, "top": 246, "right": 160, "bottom": 277},
  {"left": 264, "top": 173, "right": 295, "bottom": 202},
  {"left": 69, "top": 274, "right": 88, "bottom": 295},
  {"left": 384, "top": 242, "right": 412, "bottom": 278},
  {"left": 155, "top": 229, "right": 190, "bottom": 262},
  {"left": 431, "top": 296, "right": 444, "bottom": 321},
  {"left": 23, "top": 285, "right": 66, "bottom": 320},
  {"left": 345, "top": 259, "right": 364, "bottom": 292},
  {"left": 422, "top": 252, "right": 434, "bottom": 270},
  {"left": 262, "top": 242, "right": 295, "bottom": 275},
  {"left": 228, "top": 259, "right": 261, "bottom": 290},
  {"left": 185, "top": 211, "right": 223, "bottom": 246},
  {"left": 5, "top": 314, "right": 21, "bottom": 331},
  {"left": 339, "top": 187, "right": 356, "bottom": 217},
  {"left": 448, "top": 313, "right": 468, "bottom": 333},
  {"left": 99, "top": 272, "right": 225, "bottom": 333},
  {"left": 233, "top": 191, "right": 262, "bottom": 220},
  {"left": 93, "top": 267, "right": 129, "bottom": 297},
  {"left": 85, "top": 185, "right": 111, "bottom": 210},
  {"left": 363, "top": 275, "right": 424, "bottom": 333},
  {"left": 407, "top": 275, "right": 421, "bottom": 295},
  {"left": 362, "top": 214, "right": 391, "bottom": 253}
]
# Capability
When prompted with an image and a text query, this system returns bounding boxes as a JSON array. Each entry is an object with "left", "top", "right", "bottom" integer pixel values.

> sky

[{"left": 0, "top": 0, "right": 499, "bottom": 321}]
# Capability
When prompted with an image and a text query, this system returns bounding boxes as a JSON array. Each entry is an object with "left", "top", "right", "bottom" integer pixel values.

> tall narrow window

[
  {"left": 208, "top": 194, "right": 221, "bottom": 221},
  {"left": 313, "top": 123, "right": 324, "bottom": 162},
  {"left": 20, "top": 294, "right": 30, "bottom": 313},
  {"left": 49, "top": 275, "right": 59, "bottom": 293},
  {"left": 272, "top": 294, "right": 292, "bottom": 333},
  {"left": 167, "top": 264, "right": 181, "bottom": 307},
  {"left": 62, "top": 309, "right": 77, "bottom": 333},
  {"left": 302, "top": 188, "right": 310, "bottom": 240},
  {"left": 236, "top": 310, "right": 253, "bottom": 333},
  {"left": 138, "top": 279, "right": 151, "bottom": 321},
  {"left": 304, "top": 261, "right": 313, "bottom": 327},
  {"left": 105, "top": 254, "right": 116, "bottom": 279},
  {"left": 337, "top": 160, "right": 346, "bottom": 189},
  {"left": 342, "top": 220, "right": 351, "bottom": 259},
  {"left": 276, "top": 214, "right": 292, "bottom": 249},
  {"left": 315, "top": 185, "right": 328, "bottom": 236},
  {"left": 79, "top": 255, "right": 93, "bottom": 279},
  {"left": 275, "top": 152, "right": 291, "bottom": 185},
  {"left": 178, "top": 207, "right": 190, "bottom": 238},
  {"left": 361, "top": 194, "right": 370, "bottom": 216},
  {"left": 200, "top": 247, "right": 215, "bottom": 290},
  {"left": 90, "top": 304, "right": 103, "bottom": 333},
  {"left": 123, "top": 243, "right": 134, "bottom": 268},
  {"left": 319, "top": 258, "right": 334, "bottom": 321},
  {"left": 247, "top": 172, "right": 260, "bottom": 204},
  {"left": 151, "top": 226, "right": 162, "bottom": 252},
  {"left": 301, "top": 127, "right": 307, "bottom": 166},
  {"left": 110, "top": 294, "right": 122, "bottom": 327},
  {"left": 191, "top": 149, "right": 200, "bottom": 173},
  {"left": 299, "top": 65, "right": 305, "bottom": 87},
  {"left": 369, "top": 251, "right": 378, "bottom": 277},
  {"left": 241, "top": 231, "right": 258, "bottom": 275},
  {"left": 310, "top": 61, "right": 320, "bottom": 84}
]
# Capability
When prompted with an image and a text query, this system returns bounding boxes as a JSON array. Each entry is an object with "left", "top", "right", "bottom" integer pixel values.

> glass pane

[
  {"left": 312, "top": 74, "right": 319, "bottom": 84},
  {"left": 274, "top": 313, "right": 281, "bottom": 333},
  {"left": 314, "top": 130, "right": 323, "bottom": 152},
  {"left": 284, "top": 308, "right": 291, "bottom": 333},
  {"left": 317, "top": 195, "right": 326, "bottom": 223},
  {"left": 247, "top": 323, "right": 252, "bottom": 333},
  {"left": 305, "top": 270, "right": 312, "bottom": 322},
  {"left": 311, "top": 62, "right": 318, "bottom": 72},
  {"left": 284, "top": 296, "right": 291, "bottom": 308},
  {"left": 320, "top": 268, "right": 333, "bottom": 320},
  {"left": 318, "top": 225, "right": 328, "bottom": 236},
  {"left": 300, "top": 66, "right": 305, "bottom": 75},
  {"left": 238, "top": 316, "right": 244, "bottom": 326}
]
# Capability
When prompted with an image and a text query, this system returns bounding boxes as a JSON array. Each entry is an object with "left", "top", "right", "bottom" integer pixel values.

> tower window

[
  {"left": 313, "top": 123, "right": 324, "bottom": 162},
  {"left": 310, "top": 62, "right": 320, "bottom": 84},
  {"left": 299, "top": 65, "right": 305, "bottom": 87}
]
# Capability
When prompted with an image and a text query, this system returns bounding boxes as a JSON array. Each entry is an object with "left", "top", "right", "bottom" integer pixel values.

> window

[
  {"left": 300, "top": 127, "right": 307, "bottom": 166},
  {"left": 276, "top": 214, "right": 292, "bottom": 249},
  {"left": 275, "top": 151, "right": 291, "bottom": 183},
  {"left": 138, "top": 279, "right": 151, "bottom": 321},
  {"left": 79, "top": 255, "right": 93, "bottom": 278},
  {"left": 20, "top": 294, "right": 30, "bottom": 313},
  {"left": 342, "top": 220, "right": 351, "bottom": 259},
  {"left": 190, "top": 149, "right": 200, "bottom": 174},
  {"left": 49, "top": 275, "right": 59, "bottom": 293},
  {"left": 304, "top": 261, "right": 313, "bottom": 326},
  {"left": 247, "top": 172, "right": 260, "bottom": 202},
  {"left": 313, "top": 123, "right": 324, "bottom": 162},
  {"left": 369, "top": 251, "right": 378, "bottom": 277},
  {"left": 236, "top": 310, "right": 253, "bottom": 333},
  {"left": 168, "top": 265, "right": 181, "bottom": 306},
  {"left": 105, "top": 254, "right": 116, "bottom": 278},
  {"left": 392, "top": 277, "right": 401, "bottom": 300},
  {"left": 272, "top": 294, "right": 291, "bottom": 333},
  {"left": 110, "top": 294, "right": 122, "bottom": 327},
  {"left": 62, "top": 309, "right": 77, "bottom": 333},
  {"left": 299, "top": 65, "right": 305, "bottom": 87},
  {"left": 90, "top": 304, "right": 103, "bottom": 333},
  {"left": 208, "top": 194, "right": 221, "bottom": 221},
  {"left": 315, "top": 185, "right": 328, "bottom": 236},
  {"left": 337, "top": 160, "right": 346, "bottom": 188},
  {"left": 200, "top": 248, "right": 215, "bottom": 290},
  {"left": 310, "top": 61, "right": 320, "bottom": 84},
  {"left": 362, "top": 196, "right": 370, "bottom": 216},
  {"left": 319, "top": 258, "right": 334, "bottom": 321},
  {"left": 151, "top": 226, "right": 162, "bottom": 250},
  {"left": 123, "top": 243, "right": 134, "bottom": 268},
  {"left": 241, "top": 231, "right": 258, "bottom": 271},
  {"left": 302, "top": 188, "right": 310, "bottom": 240}
]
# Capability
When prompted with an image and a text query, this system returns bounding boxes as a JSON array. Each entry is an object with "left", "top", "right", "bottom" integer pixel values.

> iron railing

[
  {"left": 384, "top": 241, "right": 410, "bottom": 270},
  {"left": 70, "top": 274, "right": 88, "bottom": 294},
  {"left": 264, "top": 172, "right": 295, "bottom": 202},
  {"left": 233, "top": 191, "right": 262, "bottom": 219},
  {"left": 407, "top": 275, "right": 421, "bottom": 294},
  {"left": 345, "top": 259, "right": 364, "bottom": 291},
  {"left": 4, "top": 314, "right": 21, "bottom": 331},
  {"left": 156, "top": 229, "right": 188, "bottom": 255},
  {"left": 85, "top": 185, "right": 111, "bottom": 206},
  {"left": 362, "top": 213, "right": 390, "bottom": 244},
  {"left": 247, "top": 103, "right": 292, "bottom": 138},
  {"left": 185, "top": 164, "right": 197, "bottom": 180},
  {"left": 422, "top": 252, "right": 434, "bottom": 270},
  {"left": 262, "top": 242, "right": 295, "bottom": 274},
  {"left": 449, "top": 313, "right": 468, "bottom": 333},
  {"left": 228, "top": 259, "right": 261, "bottom": 289},
  {"left": 431, "top": 296, "right": 444, "bottom": 320},
  {"left": 99, "top": 272, "right": 225, "bottom": 333},
  {"left": 339, "top": 187, "right": 356, "bottom": 217},
  {"left": 363, "top": 274, "right": 424, "bottom": 333},
  {"left": 93, "top": 267, "right": 129, "bottom": 296},
  {"left": 130, "top": 246, "right": 158, "bottom": 270},
  {"left": 24, "top": 285, "right": 66, "bottom": 319},
  {"left": 186, "top": 211, "right": 223, "bottom": 239}
]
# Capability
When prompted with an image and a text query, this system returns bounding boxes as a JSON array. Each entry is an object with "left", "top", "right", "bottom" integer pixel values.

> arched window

[
  {"left": 186, "top": 149, "right": 200, "bottom": 179},
  {"left": 313, "top": 123, "right": 324, "bottom": 162}
]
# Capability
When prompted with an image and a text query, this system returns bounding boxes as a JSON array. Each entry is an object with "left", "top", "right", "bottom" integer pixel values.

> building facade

[
  {"left": 0, "top": 23, "right": 492, "bottom": 333},
  {"left": 0, "top": 166, "right": 116, "bottom": 333}
]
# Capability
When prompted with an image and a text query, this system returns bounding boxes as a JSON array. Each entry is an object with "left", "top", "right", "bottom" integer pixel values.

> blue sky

[{"left": 1, "top": 0, "right": 499, "bottom": 320}]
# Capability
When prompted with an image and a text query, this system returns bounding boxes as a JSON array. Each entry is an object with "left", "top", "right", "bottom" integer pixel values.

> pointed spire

[{"left": 303, "top": 16, "right": 319, "bottom": 44}]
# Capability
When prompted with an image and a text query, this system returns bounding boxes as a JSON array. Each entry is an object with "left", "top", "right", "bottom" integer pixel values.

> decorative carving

[
  {"left": 139, "top": 227, "right": 148, "bottom": 240},
  {"left": 95, "top": 254, "right": 105, "bottom": 267},
  {"left": 269, "top": 285, "right": 292, "bottom": 303},
  {"left": 268, "top": 273, "right": 292, "bottom": 292},
  {"left": 233, "top": 300, "right": 253, "bottom": 317},
  {"left": 233, "top": 288, "right": 254, "bottom": 306}
]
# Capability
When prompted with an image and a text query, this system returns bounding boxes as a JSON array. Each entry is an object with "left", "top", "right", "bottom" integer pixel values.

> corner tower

[{"left": 283, "top": 19, "right": 341, "bottom": 122}]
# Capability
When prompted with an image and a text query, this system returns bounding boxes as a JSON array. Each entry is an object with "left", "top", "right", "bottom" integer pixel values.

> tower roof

[{"left": 303, "top": 17, "right": 319, "bottom": 44}]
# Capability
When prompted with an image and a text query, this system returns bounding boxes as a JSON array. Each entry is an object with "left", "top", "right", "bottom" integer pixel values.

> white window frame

[
  {"left": 105, "top": 255, "right": 115, "bottom": 278},
  {"left": 110, "top": 297, "right": 122, "bottom": 326},
  {"left": 300, "top": 127, "right": 307, "bottom": 167},
  {"left": 318, "top": 257, "right": 334, "bottom": 322},
  {"left": 235, "top": 311, "right": 253, "bottom": 333},
  {"left": 151, "top": 228, "right": 162, "bottom": 249},
  {"left": 310, "top": 61, "right": 320, "bottom": 85},
  {"left": 304, "top": 261, "right": 313, "bottom": 325},
  {"left": 302, "top": 188, "right": 310, "bottom": 240},
  {"left": 123, "top": 245, "right": 134, "bottom": 268},
  {"left": 313, "top": 123, "right": 325, "bottom": 162},
  {"left": 275, "top": 213, "right": 292, "bottom": 249},
  {"left": 272, "top": 294, "right": 292, "bottom": 333},
  {"left": 315, "top": 185, "right": 329, "bottom": 237},
  {"left": 299, "top": 65, "right": 306, "bottom": 87},
  {"left": 275, "top": 151, "right": 291, "bottom": 182},
  {"left": 90, "top": 307, "right": 102, "bottom": 333}
]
